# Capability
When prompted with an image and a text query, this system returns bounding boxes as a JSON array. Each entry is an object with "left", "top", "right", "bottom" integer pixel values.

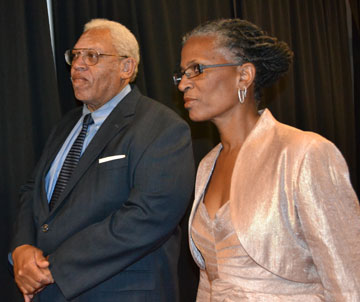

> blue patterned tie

[{"left": 49, "top": 113, "right": 94, "bottom": 211}]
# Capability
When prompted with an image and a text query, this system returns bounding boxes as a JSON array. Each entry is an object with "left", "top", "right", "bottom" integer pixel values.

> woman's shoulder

[{"left": 274, "top": 118, "right": 336, "bottom": 154}]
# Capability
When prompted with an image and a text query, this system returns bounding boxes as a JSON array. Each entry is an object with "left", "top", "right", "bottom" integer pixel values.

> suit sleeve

[
  {"left": 296, "top": 139, "right": 360, "bottom": 301},
  {"left": 48, "top": 118, "right": 195, "bottom": 299},
  {"left": 10, "top": 125, "right": 59, "bottom": 252}
]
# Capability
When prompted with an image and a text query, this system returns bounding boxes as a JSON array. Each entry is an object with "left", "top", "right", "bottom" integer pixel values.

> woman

[{"left": 174, "top": 19, "right": 360, "bottom": 301}]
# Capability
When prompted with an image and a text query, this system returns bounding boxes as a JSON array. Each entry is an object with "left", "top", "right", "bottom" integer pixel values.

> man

[{"left": 11, "top": 18, "right": 195, "bottom": 302}]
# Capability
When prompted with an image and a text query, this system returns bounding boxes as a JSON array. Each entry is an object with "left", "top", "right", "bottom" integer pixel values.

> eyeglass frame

[
  {"left": 64, "top": 48, "right": 128, "bottom": 66},
  {"left": 173, "top": 62, "right": 243, "bottom": 86}
]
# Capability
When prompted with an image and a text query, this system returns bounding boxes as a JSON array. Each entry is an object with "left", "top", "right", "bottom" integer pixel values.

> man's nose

[{"left": 71, "top": 54, "right": 87, "bottom": 69}]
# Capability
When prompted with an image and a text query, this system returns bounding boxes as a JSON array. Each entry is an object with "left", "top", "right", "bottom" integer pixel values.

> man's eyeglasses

[
  {"left": 173, "top": 63, "right": 243, "bottom": 86},
  {"left": 64, "top": 48, "right": 128, "bottom": 66}
]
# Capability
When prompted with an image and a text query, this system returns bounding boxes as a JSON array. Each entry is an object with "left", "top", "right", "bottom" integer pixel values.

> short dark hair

[{"left": 183, "top": 19, "right": 294, "bottom": 100}]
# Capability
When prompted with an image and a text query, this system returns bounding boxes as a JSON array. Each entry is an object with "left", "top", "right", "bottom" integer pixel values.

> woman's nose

[{"left": 178, "top": 76, "right": 192, "bottom": 92}]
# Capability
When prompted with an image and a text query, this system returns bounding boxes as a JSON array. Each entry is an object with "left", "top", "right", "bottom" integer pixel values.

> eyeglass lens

[
  {"left": 65, "top": 49, "right": 99, "bottom": 66},
  {"left": 173, "top": 64, "right": 201, "bottom": 85}
]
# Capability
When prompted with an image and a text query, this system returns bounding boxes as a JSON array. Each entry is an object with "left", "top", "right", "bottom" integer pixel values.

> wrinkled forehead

[{"left": 74, "top": 28, "right": 114, "bottom": 52}]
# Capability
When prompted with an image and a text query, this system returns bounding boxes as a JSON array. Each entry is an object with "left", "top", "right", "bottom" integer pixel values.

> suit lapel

[
  {"left": 188, "top": 143, "right": 221, "bottom": 270},
  {"left": 38, "top": 109, "right": 82, "bottom": 216},
  {"left": 42, "top": 109, "right": 83, "bottom": 178},
  {"left": 48, "top": 87, "right": 140, "bottom": 215},
  {"left": 188, "top": 144, "right": 221, "bottom": 234}
]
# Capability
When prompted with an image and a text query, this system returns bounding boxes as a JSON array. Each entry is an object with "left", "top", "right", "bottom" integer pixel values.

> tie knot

[{"left": 83, "top": 113, "right": 94, "bottom": 126}]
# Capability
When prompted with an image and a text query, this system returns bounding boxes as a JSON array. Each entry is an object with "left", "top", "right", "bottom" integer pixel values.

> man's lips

[{"left": 71, "top": 76, "right": 89, "bottom": 86}]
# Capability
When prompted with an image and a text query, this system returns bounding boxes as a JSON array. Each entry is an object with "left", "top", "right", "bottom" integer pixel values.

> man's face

[{"left": 70, "top": 28, "right": 125, "bottom": 112}]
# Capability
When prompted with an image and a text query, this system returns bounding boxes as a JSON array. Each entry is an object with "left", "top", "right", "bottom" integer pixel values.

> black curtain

[
  {"left": 350, "top": 0, "right": 360, "bottom": 199},
  {"left": 240, "top": 0, "right": 359, "bottom": 194},
  {"left": 1, "top": 1, "right": 359, "bottom": 301},
  {"left": 0, "top": 1, "right": 61, "bottom": 301}
]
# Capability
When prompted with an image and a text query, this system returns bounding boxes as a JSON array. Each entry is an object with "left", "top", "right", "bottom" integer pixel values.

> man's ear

[
  {"left": 120, "top": 58, "right": 137, "bottom": 80},
  {"left": 237, "top": 62, "right": 256, "bottom": 89}
]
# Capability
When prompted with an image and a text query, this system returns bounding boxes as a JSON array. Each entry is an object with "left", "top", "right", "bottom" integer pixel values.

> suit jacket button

[{"left": 42, "top": 224, "right": 49, "bottom": 232}]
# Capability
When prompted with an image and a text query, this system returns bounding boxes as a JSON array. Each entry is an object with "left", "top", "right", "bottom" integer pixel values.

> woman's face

[{"left": 178, "top": 35, "right": 240, "bottom": 122}]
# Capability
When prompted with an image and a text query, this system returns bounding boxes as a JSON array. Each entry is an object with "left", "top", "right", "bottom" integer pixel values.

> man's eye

[{"left": 87, "top": 52, "right": 98, "bottom": 59}]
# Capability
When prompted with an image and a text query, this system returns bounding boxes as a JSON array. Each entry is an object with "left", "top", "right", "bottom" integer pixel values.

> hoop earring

[{"left": 237, "top": 87, "right": 247, "bottom": 104}]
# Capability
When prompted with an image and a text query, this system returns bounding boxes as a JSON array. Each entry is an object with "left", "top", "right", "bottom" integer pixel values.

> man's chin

[
  {"left": 73, "top": 90, "right": 89, "bottom": 103},
  {"left": 74, "top": 97, "right": 98, "bottom": 111}
]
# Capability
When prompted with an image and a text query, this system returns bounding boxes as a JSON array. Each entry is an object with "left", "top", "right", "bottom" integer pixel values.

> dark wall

[
  {"left": 0, "top": 1, "right": 61, "bottom": 300},
  {"left": 242, "top": 0, "right": 358, "bottom": 194},
  {"left": 1, "top": 1, "right": 358, "bottom": 301}
]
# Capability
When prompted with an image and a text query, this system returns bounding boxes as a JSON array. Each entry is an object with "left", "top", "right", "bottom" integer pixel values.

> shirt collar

[{"left": 82, "top": 84, "right": 131, "bottom": 126}]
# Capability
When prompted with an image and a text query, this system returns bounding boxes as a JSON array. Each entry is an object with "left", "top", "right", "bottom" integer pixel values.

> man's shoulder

[{"left": 131, "top": 90, "right": 186, "bottom": 126}]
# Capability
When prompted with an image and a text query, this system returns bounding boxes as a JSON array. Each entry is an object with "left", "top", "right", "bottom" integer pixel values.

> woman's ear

[
  {"left": 237, "top": 62, "right": 256, "bottom": 89},
  {"left": 120, "top": 57, "right": 137, "bottom": 80}
]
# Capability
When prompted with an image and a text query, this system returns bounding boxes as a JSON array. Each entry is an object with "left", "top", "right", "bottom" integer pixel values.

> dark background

[{"left": 1, "top": 1, "right": 359, "bottom": 301}]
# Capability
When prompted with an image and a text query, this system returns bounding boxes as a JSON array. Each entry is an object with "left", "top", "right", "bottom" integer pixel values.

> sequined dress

[{"left": 191, "top": 200, "right": 325, "bottom": 301}]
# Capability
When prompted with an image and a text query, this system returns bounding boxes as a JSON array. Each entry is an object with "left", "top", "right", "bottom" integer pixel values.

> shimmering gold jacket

[{"left": 189, "top": 109, "right": 360, "bottom": 301}]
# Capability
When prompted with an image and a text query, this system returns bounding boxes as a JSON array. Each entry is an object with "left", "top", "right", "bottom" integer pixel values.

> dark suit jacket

[{"left": 11, "top": 86, "right": 195, "bottom": 302}]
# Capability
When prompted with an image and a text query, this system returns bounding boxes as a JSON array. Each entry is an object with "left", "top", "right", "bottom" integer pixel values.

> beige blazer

[{"left": 189, "top": 109, "right": 360, "bottom": 300}]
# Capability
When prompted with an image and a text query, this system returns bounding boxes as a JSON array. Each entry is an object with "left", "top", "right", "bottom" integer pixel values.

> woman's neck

[{"left": 215, "top": 106, "right": 260, "bottom": 152}]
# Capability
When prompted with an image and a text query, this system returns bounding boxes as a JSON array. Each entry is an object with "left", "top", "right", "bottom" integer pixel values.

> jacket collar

[{"left": 43, "top": 86, "right": 142, "bottom": 216}]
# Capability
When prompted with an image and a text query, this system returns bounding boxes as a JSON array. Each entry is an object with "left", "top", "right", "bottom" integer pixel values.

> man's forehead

[
  {"left": 75, "top": 28, "right": 112, "bottom": 49},
  {"left": 83, "top": 27, "right": 110, "bottom": 37}
]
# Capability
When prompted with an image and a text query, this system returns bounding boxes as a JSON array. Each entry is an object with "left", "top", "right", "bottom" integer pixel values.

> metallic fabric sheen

[
  {"left": 189, "top": 109, "right": 360, "bottom": 301},
  {"left": 192, "top": 202, "right": 324, "bottom": 301}
]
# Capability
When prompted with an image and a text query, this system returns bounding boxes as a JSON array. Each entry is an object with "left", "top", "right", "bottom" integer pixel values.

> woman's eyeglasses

[{"left": 173, "top": 63, "right": 243, "bottom": 86}]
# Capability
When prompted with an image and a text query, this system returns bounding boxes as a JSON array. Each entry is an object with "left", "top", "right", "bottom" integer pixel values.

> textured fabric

[
  {"left": 189, "top": 109, "right": 360, "bottom": 301},
  {"left": 49, "top": 113, "right": 93, "bottom": 210},
  {"left": 11, "top": 87, "right": 195, "bottom": 301},
  {"left": 192, "top": 199, "right": 324, "bottom": 301}
]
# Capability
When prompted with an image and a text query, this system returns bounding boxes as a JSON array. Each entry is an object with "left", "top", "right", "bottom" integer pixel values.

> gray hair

[
  {"left": 183, "top": 19, "right": 293, "bottom": 100},
  {"left": 84, "top": 18, "right": 140, "bottom": 82}
]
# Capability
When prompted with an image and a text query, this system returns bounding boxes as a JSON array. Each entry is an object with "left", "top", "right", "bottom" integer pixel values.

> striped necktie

[{"left": 49, "top": 113, "right": 94, "bottom": 211}]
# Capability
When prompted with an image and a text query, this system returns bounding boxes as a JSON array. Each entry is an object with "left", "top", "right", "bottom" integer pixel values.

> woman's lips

[{"left": 184, "top": 97, "right": 197, "bottom": 109}]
